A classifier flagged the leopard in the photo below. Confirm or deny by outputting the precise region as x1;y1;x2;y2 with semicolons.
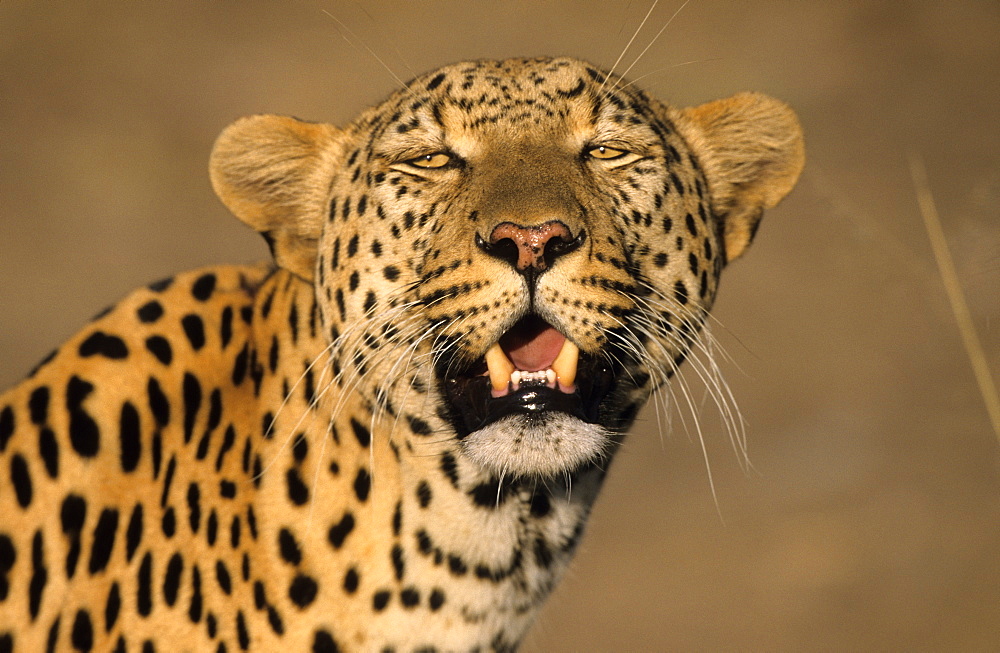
0;56;803;652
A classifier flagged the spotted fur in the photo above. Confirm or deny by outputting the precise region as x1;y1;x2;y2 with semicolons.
0;57;803;651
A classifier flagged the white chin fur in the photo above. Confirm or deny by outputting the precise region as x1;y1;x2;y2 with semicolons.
460;413;608;478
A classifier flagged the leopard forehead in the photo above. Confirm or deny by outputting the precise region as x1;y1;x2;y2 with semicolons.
359;56;663;157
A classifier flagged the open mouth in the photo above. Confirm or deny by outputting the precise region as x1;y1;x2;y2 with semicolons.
440;314;616;437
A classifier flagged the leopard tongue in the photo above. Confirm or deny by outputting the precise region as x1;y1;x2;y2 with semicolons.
485;339;579;395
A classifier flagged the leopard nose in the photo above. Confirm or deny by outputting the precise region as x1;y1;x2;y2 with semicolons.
477;220;585;273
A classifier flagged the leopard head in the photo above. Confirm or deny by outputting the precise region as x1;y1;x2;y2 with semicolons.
209;57;803;479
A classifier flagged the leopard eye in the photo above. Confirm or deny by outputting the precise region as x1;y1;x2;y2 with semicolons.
587;145;628;160
408;153;452;168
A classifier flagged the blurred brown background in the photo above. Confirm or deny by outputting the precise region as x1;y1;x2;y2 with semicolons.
2;2;998;650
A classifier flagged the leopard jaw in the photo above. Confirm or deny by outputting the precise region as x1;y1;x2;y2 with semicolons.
484;339;579;397
460;412;608;478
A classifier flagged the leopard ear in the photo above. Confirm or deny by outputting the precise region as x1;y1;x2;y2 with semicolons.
210;114;342;281
672;93;804;262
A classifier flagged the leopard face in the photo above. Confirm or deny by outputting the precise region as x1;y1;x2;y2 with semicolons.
212;56;804;479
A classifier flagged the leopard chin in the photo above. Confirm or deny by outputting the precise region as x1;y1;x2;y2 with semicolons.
459;412;609;478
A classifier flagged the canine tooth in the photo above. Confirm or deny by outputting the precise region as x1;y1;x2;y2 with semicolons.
485;343;515;392
551;339;579;389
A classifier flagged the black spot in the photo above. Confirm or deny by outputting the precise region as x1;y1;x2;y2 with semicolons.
232;343;249;386
46;617;61;653
407;415;432;436
426;72;447;90
247;506;258;540
181;314;206;350
236;610;249;650
391;544;405;581
400;587;420;608
334;289;346;322
105;582;121;632
350;418;370;448
67;376;100;457
685;212;698;235
266;605;284;635
313;630;341;653
137;552;153;616
288;574;318;608
125;504;143;562
71;609;93;652
118;401;141;473
688;252;700;276
137;301;164;323
38;427;58;479
416;530;433;555
347;234;359;258
653;252;668;268
447;554;467;576
286;468;309;505
268;335;280;372
416;481;432;508
160;455;177;508
207;510;218;546
363;290;377;314
29;530;46;619
0;534;14;602
182;373;202;444
78;331;129;359
215;425;236;473
529;490;551;518
215;560;232;595
61;495;86;579
192;273;217;301
88;508;119;575
29;386;49;424
327;513;355;549
146;377;170;428
534;536;554;568
429;588;445;611
189;564;203;623
392;501;402;536
353;467;371;502
0;634;11;653
343;567;359;594
469;478;509;509
163;552;183;606
383;265;400;282
220;480;237;499
673;280;689;305
278;529;301;565
0;406;13;452
145;336;172;365
221;306;234;348
229;515;242;549
372;590;391;611
10;454;32;509
161;507;176;538
148;276;173;292
439;452;459;487
187;483;201;533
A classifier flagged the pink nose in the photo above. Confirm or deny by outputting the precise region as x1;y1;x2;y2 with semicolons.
487;221;574;271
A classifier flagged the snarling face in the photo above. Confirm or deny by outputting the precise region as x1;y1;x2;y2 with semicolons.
210;56;804;478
